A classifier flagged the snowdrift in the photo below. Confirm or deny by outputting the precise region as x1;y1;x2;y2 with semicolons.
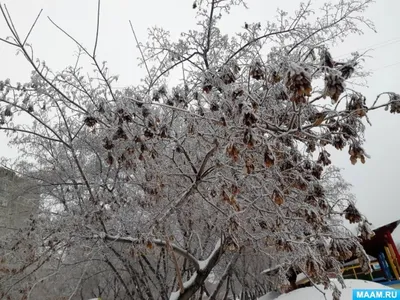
258;279;393;300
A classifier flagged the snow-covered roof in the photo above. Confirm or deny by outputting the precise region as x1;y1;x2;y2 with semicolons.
343;255;376;267
295;272;308;284
258;291;281;300
257;279;393;300
371;219;400;233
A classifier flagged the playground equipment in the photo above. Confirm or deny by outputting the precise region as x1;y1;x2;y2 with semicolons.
341;219;400;288
294;220;400;289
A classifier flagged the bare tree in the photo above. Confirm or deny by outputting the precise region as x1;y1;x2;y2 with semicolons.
0;0;397;299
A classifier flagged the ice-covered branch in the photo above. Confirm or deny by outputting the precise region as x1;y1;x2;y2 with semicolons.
208;251;240;300
169;238;224;300
102;234;200;270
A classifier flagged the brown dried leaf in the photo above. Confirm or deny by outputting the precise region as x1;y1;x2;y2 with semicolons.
146;241;153;249
226;144;240;162
272;190;284;205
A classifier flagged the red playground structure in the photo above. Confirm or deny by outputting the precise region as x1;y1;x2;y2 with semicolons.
341;219;400;288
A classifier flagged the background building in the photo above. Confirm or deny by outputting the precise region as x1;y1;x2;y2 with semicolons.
0;167;39;236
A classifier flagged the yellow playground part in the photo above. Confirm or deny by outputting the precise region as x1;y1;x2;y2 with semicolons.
384;246;400;280
388;243;400;275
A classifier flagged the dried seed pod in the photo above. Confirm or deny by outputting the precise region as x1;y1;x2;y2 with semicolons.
243;129;255;149
146;241;153;249
98;102;105;114
142;107;151;118
312;112;328;126
245;156;255;174
250;61;265;80
226;143;240;162
348;144;366;165
118;153;126;164
137;152;145;161
232;89;244;100
144;129;154;138
323;72;345;103
292;176;308;191
340;122;357;139
172;87;185;104
272;189;284;205
321;48;335;68
327;119;340;132
313;183;325;198
243;110;258;125
219;65;236;84
210;101;219;111
4;106;12;117
112;127;128;140
319;199;329;211
358;220;375;241
339;62;357;80
347;94;367;117
285;63;312;103
84;116;97;127
389;93;400;113
305;195;318;206
264;146;275;167
311;164;323;179
269;70;282;84
306;140;316;153
219;116;227;126
333;135;345;150
152;91;160;102
159;124;168;138
343;203;362;224
258;219;268;229
122;112;133;123
106;152;114;165
221;190;241;211
202;73;214;93
317;150;331;166
103;137;114;150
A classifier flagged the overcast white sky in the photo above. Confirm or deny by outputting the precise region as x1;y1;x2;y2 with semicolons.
0;0;399;239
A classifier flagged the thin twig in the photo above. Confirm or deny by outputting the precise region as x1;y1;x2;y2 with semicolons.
3;4;20;42
48;16;90;56
129;20;152;81
93;0;101;57
48;15;117;102
0;127;64;144
372;92;391;107
0;36;18;46
23;8;43;46
166;237;185;295
197;139;218;180
203;0;216;69
149;51;201;91
125;96;220;122
103;233;200;270
225;28;296;64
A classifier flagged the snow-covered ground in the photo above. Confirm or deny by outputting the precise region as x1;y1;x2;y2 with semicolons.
258;279;393;300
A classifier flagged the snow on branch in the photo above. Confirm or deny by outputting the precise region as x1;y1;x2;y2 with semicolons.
169;238;224;300
169;272;198;300
101;233;200;270
198;238;222;271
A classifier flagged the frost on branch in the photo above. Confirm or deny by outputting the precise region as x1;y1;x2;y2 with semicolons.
0;0;397;299
347;93;368;118
323;69;345;103
389;93;400;113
